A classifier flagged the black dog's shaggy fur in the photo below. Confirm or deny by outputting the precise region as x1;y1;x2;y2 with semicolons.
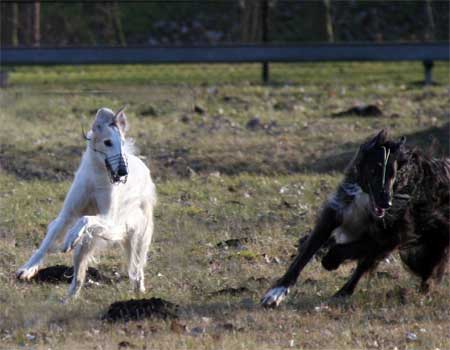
262;130;449;306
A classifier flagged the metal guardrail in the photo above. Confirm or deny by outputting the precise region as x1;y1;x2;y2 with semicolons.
1;43;449;84
2;43;448;64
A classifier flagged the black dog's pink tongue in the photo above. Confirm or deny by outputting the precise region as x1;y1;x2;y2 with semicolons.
374;207;385;217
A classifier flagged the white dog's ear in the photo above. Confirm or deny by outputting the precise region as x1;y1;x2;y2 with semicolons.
114;105;129;133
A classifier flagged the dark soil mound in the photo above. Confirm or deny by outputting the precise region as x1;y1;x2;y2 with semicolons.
103;298;179;322
332;104;383;117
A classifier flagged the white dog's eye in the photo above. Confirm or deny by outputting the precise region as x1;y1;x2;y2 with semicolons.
104;140;113;147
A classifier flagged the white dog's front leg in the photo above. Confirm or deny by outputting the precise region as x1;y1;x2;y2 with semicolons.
62;217;91;253
65;216;126;299
16;216;72;280
17;175;90;281
62;216;124;253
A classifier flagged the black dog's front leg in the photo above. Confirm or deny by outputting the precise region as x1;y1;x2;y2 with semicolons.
261;205;341;307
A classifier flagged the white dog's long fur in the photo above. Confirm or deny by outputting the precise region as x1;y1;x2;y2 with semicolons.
16;107;156;299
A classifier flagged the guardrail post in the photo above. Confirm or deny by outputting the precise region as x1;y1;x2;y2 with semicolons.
262;0;269;83
0;71;8;88
423;60;434;86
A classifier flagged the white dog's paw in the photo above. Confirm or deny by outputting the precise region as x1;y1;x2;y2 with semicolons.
62;234;82;253
62;292;78;304
134;281;146;294
16;264;40;280
261;286;289;307
66;280;81;300
62;220;88;253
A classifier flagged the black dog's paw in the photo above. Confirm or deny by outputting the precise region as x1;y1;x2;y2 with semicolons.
331;288;353;299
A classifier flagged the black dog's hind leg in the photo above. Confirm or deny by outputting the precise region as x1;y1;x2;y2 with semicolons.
400;238;449;292
321;238;375;271
320;239;380;298
400;215;449;293
261;206;341;306
333;256;379;298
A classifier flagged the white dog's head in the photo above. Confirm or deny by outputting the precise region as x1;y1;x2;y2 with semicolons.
87;106;129;183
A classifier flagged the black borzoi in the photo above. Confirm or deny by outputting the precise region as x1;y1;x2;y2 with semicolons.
262;129;450;306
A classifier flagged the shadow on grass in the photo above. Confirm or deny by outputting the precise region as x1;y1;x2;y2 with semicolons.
300;123;449;174
183;293;340;318
146;123;449;179
1;124;448;181
0;144;82;181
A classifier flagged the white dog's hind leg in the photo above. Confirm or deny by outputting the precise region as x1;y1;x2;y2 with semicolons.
125;234;147;294
17;216;72;280
126;214;153;294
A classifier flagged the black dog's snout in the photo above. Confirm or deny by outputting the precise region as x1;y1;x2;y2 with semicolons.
379;191;392;209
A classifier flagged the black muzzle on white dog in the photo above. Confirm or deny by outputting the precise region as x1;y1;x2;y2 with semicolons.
105;154;128;184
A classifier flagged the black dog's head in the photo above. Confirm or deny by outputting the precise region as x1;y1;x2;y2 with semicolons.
354;129;406;219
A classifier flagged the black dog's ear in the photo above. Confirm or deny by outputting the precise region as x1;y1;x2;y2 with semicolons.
392;136;406;153
393;136;408;167
352;144;366;172
375;129;388;145
363;129;388;151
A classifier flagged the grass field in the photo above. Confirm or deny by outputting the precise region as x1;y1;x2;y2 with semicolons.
0;62;449;350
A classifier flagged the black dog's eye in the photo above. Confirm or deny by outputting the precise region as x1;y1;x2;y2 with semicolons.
104;140;113;147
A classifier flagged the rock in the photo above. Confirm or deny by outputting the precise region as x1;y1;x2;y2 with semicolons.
180;115;191;123
118;340;137;349
194;105;206;114
216;237;249;249
25;333;36;341
190;327;205;336
246;117;261;130
406;332;417;342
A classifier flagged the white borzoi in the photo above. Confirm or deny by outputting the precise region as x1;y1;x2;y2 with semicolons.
16;106;156;299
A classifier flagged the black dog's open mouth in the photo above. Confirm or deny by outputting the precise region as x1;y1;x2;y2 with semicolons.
370;198;386;218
